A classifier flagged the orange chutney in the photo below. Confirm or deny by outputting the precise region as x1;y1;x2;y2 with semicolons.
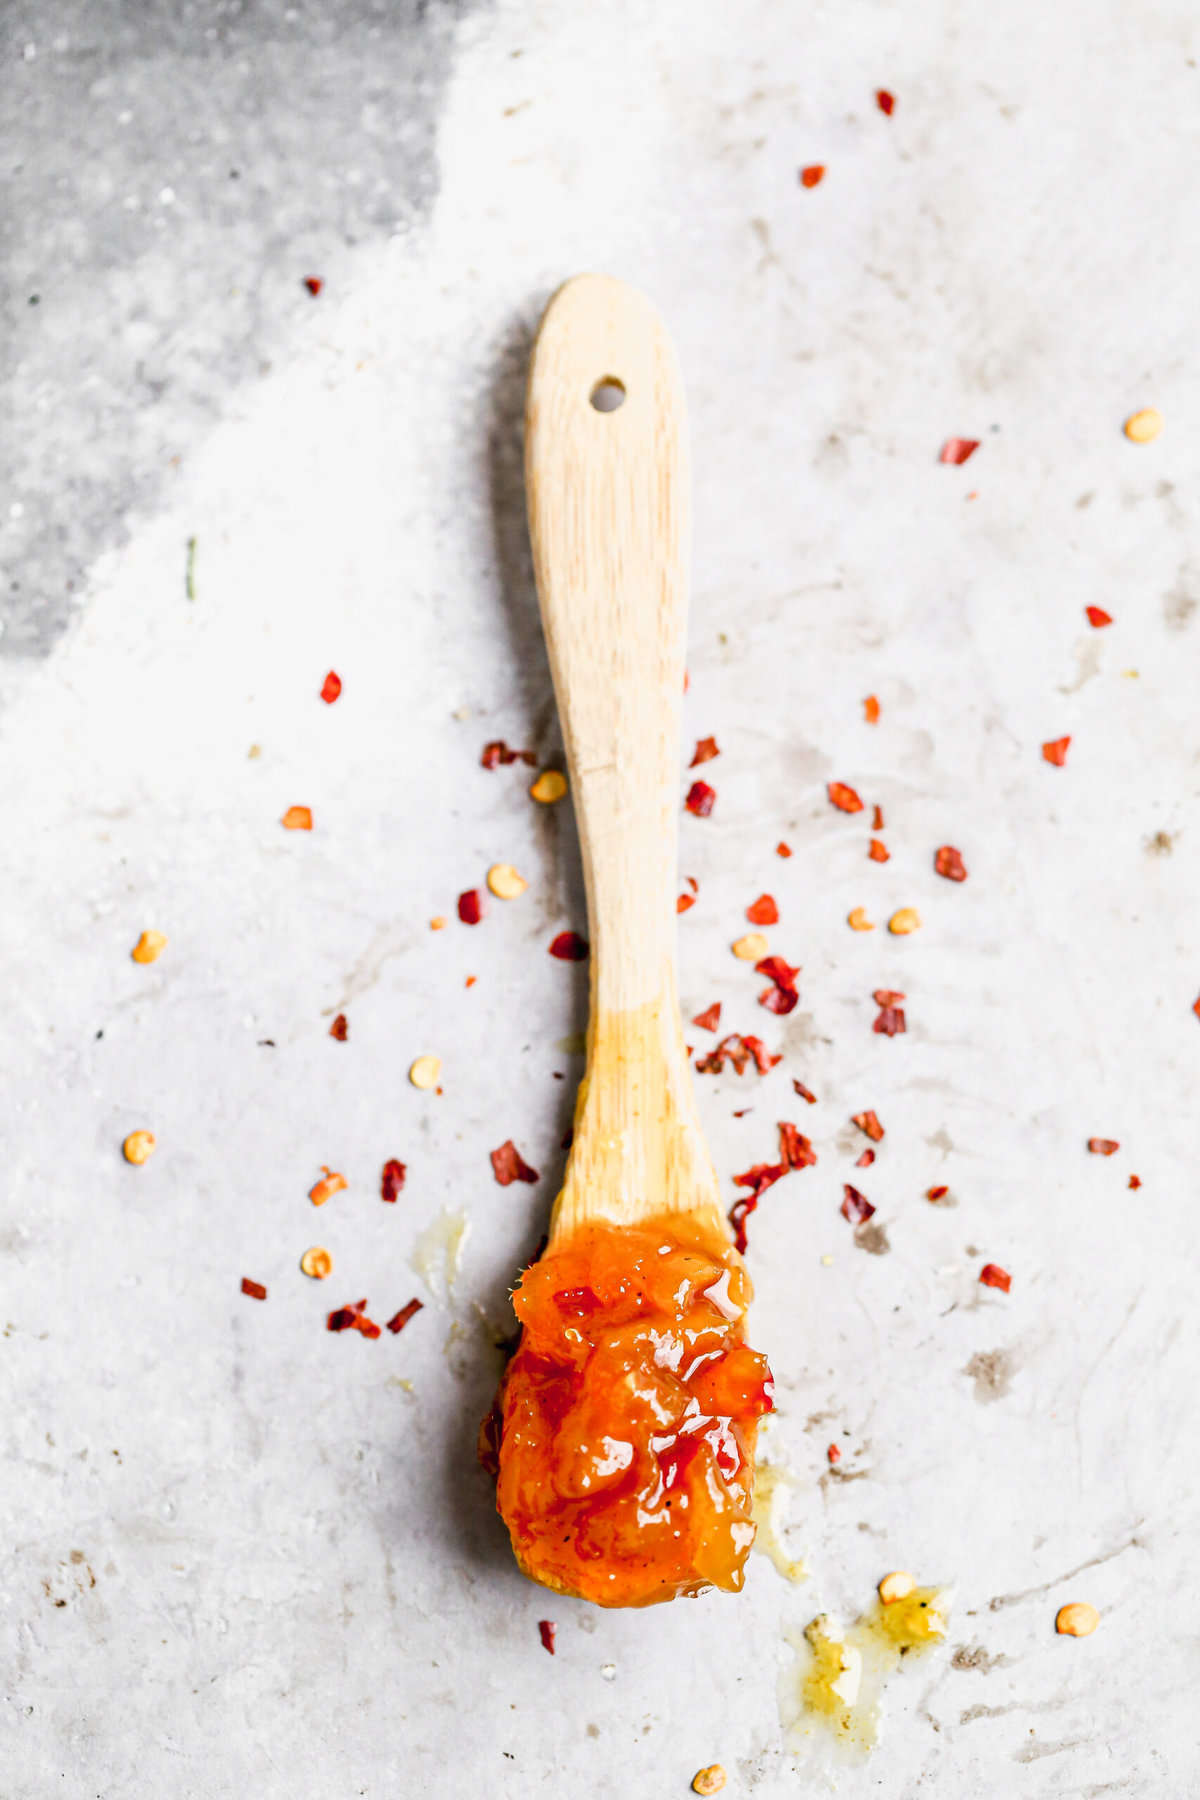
490;1217;774;1608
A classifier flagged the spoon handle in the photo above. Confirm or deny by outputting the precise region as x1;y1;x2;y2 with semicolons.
526;276;724;1244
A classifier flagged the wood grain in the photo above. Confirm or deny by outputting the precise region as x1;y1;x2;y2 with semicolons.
525;274;727;1249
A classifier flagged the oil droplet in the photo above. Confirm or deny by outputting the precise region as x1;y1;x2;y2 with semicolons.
753;1462;808;1584
410;1207;470;1299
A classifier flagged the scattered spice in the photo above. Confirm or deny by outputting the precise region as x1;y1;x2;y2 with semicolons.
872;988;907;1036
690;736;719;766
1087;1138;1120;1156
487;863;528;899
329;1013;348;1041
776;840;793;858
692;1768;727;1797
841;1184;875;1224
939;438;980;465
537;1620;557;1655
878;1570;915;1604
430;916;447;930
856;1148;876;1168
458;889;485;925
729;1166;783;1252
800;164;826;188
733;932;770;962
1085;605;1113;629
685;779;716;817
926;1185;949;1202
692;1003;722;1032
241;1277;267;1300
792;1079;817;1104
888;906;922;936
872;804;884;831
320;670;342;704
848;906;875;932
684;875;699;893
746;894;779;926
1128;1174;1142;1190
327;1298;382;1338
131;929;168;964
548;931;588;961
876;88;896;114
387;1298;424;1335
853;1110;885;1142
380;1159;406;1202
1056;1602;1100;1638
300;1247;333;1279
863;695;880;724
677;893;696;913
409;1054;441;1089
827;1443;841;1465
281;805;313;830
1042;736;1071;767
696;1033;781;1076
934;845;967;882
310;1167;347;1207
491;1140;540;1186
779;1122;818;1170
828;781;864;814
979;1263;1011;1293
530;768;568;804
303;276;323;296
868;838;890;863
481;740;536;769
122;1130;156;1165
755;956;801;1019
1123;408;1162;444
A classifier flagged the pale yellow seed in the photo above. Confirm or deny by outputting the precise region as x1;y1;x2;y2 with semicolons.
1123;407;1162;444
123;1130;156;1165
1056;1601;1099;1638
409;1054;441;1090
879;1569;916;1605
847;906;875;932
732;932;769;961
487;863;528;900
429;916;448;931
247;743;262;759
530;769;567;805
300;1246;333;1280
692;1767;727;1797
131;929;168;965
889;906;922;936
820;1254;834;1266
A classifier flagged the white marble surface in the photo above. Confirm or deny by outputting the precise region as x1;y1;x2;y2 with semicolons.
4;2;1200;1794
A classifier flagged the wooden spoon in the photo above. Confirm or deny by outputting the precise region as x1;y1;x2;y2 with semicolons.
525;273;726;1253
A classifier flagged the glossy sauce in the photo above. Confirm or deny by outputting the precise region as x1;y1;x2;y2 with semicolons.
491;1217;773;1607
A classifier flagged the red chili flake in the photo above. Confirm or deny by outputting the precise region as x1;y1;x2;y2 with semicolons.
386;1298;424;1335
779;1122;817;1169
876;88;895;115
856;1148;875;1168
754;955;800;1018
827;1443;841;1465
732;1108;752;1118
979;1263;1012;1294
840;1184;875;1224
940;438;980;465
746;894;779;926
1194;994;1200;1021
926;1184;949;1202
685;875;699;893
692;1002;722;1032
490;1140;540;1186
685;780;716;817
852;1109;885;1142
281;804;313;831
863;695;880;725
1085;605;1113;628
481;740;536;769
327;1297;369;1332
1042;736;1071;767
458;889;485;925
320;670;342;704
549;930;588;961
934;844;968;882
871;804;884;832
690;736;719;766
828;781;864;814
728;1163;786;1252
872;988;907;1036
776;840;792;858
380;1159;406;1203
1087;1138;1120;1156
538;1620;557;1655
792;1079;817;1104
465;975;477;988
329;1013;348;1041
758;986;794;1016
868;838;890;862
1128;1174;1142;1190
303;276;323;296
800;164;825;188
677;893;696;913
241;1277;267;1300
696;1033;781;1076
744;1035;780;1074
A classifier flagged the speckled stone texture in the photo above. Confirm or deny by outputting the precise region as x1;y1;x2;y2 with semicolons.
3;2;1199;1795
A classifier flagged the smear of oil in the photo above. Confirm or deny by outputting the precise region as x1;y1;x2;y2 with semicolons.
753;1462;808;1584
781;1583;953;1757
410;1208;470;1300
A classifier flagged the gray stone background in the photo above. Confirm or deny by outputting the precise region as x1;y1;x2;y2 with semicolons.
3;2;1199;1795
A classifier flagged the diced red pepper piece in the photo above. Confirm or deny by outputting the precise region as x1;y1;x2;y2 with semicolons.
746;894;779;926
1042;736;1071;767
1087;1138;1119;1156
458;889;485;925
800;164;825;188
852;1109;885;1142
840;1184;875;1224
548;931;588;961
692;1003;722;1032
380;1159;406;1203
241;1277;267;1300
538;1620;557;1654
327;1298;368;1332
685;780;716;817
303;276;323;296
926;1185;949;1202
329;1013;348;1041
868;838;890;862
776;840;792;858
979;1263;1011;1293
320;670;342;704
690;736;719;766
940;438;980;465
863;695;880;724
491;1140;540;1186
386;1298;424;1335
828;781;864;814
676;893;696;913
934;844;967;882
876;89;895;115
1085;605;1113;628
827;1443;841;1465
856;1148;875;1168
